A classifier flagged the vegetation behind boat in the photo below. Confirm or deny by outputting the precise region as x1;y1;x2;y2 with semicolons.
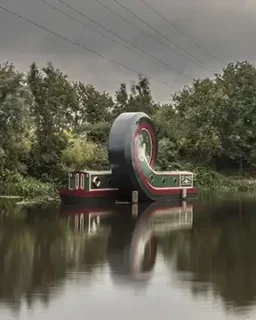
2;61;256;202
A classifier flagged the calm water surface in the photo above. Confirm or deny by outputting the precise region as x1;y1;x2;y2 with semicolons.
0;194;256;319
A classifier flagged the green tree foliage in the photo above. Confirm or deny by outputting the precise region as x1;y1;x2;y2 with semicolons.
171;61;256;172
1;59;256;197
113;74;159;117
27;62;79;181
172;78;224;163
61;134;97;171
0;62;32;175
74;82;114;125
217;62;256;169
85;121;112;144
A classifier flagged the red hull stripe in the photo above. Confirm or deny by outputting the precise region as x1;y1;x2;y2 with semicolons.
134;123;198;196
59;188;118;197
59;187;198;198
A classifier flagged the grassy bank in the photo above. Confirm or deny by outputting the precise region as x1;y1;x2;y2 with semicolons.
0;173;59;204
194;167;256;192
1;166;256;204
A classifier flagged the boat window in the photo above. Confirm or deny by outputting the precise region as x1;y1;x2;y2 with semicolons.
75;174;79;189
68;173;74;190
80;174;85;189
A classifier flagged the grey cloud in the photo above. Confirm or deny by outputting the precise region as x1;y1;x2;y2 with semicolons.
1;0;256;102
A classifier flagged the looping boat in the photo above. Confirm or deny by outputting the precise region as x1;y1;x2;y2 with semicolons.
59;112;198;205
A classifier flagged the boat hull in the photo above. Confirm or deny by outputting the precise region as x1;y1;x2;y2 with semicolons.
59;187;199;205
59;188;118;205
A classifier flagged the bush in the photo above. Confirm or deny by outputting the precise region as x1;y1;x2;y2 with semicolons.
0;173;58;202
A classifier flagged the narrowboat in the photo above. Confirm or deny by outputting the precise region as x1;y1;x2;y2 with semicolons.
59;169;198;205
59;170;119;205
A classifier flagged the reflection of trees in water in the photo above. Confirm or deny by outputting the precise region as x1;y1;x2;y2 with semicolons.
0;207;110;310
159;198;256;310
0;200;26;219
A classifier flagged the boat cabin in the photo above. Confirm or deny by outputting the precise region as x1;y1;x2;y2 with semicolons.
68;170;116;191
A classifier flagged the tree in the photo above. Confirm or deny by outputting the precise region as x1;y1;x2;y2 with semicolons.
0;62;32;175
27;62;79;181
169;61;256;172
216;61;256;172
114;75;159;117
112;82;128;117
74;82;114;126
156;78;224;164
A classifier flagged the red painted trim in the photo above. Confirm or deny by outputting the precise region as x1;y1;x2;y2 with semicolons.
59;188;117;198
131;202;193;270
60;186;197;199
135;123;157;167
131;229;156;272
134;123;198;196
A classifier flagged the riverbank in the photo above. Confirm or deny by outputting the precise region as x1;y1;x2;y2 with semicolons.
1;167;256;204
193;167;256;192
0;173;59;204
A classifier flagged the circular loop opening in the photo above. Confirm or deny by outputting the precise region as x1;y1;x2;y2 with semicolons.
93;176;101;188
173;177;177;184
162;177;166;184
149;174;154;182
108;178;112;184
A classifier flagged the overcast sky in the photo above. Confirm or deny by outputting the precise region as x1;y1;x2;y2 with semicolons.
0;0;255;102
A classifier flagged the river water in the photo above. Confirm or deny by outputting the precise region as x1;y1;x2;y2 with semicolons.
0;194;256;319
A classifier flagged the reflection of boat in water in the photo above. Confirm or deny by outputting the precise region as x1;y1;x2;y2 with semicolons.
136;202;193;235
59;204;116;237
59;200;194;277
59;200;194;287
107;201;194;286
131;202;193;273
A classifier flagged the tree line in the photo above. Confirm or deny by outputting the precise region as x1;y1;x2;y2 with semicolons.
1;60;256;191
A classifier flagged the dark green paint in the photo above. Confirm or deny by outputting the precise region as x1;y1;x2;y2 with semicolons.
90;173;114;190
139;159;193;188
148;173;180;188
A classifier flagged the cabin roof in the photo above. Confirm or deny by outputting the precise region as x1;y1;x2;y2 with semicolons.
70;170;111;174
70;170;193;175
87;170;112;174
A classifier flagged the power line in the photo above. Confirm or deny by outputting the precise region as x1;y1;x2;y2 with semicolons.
38;0;182;77
137;0;222;63
94;0;209;69
40;0;186;77
0;4;173;88
55;0;186;77
111;0;215;72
